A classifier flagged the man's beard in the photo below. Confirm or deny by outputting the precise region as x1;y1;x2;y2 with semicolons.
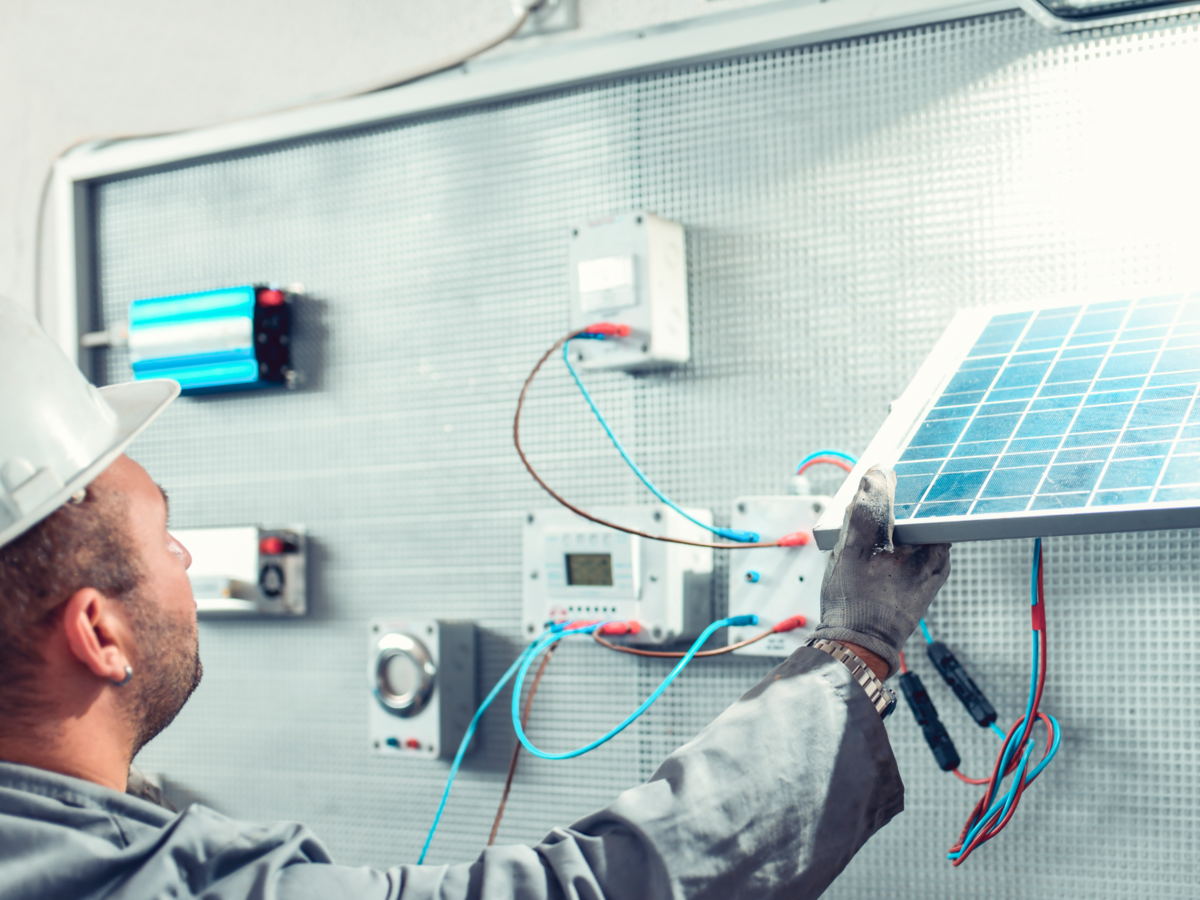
121;593;203;756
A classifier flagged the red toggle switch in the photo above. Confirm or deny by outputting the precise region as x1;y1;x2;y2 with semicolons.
404;738;422;750
257;288;285;307
777;531;810;547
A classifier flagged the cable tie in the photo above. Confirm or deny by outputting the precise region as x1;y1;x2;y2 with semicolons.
716;527;760;543
726;614;759;627
772;614;807;633
776;531;810;547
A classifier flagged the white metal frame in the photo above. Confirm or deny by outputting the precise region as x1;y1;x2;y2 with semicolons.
49;0;1015;374
812;296;1200;548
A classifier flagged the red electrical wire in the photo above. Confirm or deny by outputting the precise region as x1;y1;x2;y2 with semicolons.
796;457;854;476
898;650;908;674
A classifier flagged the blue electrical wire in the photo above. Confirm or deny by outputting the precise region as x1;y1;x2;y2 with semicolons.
795;449;858;473
512;615;757;761
562;339;759;543
418;639;540;863
918;619;934;644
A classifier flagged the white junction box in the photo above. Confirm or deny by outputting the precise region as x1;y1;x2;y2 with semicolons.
568;210;689;371
368;620;477;761
175;525;306;617
523;505;713;645
727;496;831;656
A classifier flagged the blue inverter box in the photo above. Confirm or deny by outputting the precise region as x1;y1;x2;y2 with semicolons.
127;285;293;394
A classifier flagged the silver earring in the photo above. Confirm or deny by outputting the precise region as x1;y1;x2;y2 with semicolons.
110;666;133;687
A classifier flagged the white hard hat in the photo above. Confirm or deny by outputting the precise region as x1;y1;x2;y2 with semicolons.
0;297;179;548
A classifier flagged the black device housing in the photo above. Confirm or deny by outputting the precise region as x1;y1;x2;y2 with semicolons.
899;672;960;771
926;641;997;728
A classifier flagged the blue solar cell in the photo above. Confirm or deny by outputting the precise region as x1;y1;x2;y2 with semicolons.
995;360;1052;389
941;455;997;473
997;451;1055;468
980;466;1044;497
1142;384;1195;401
944;367;1001;394
925;470;989;502
935;390;986;408
961;414;1021;443
1112;441;1172;459
1054;446;1112;463
988;385;1040;402
896;474;936;505
1100;457;1166;489
1046;357;1103;383
1016;410;1076;438
1010;436;1069;453
1093;489;1153;505
914;500;973;518
1154;485;1200;502
1071;403;1133;433
952;440;1008;457
1149;370;1200;388
1041;462;1104;493
1038;381;1090;398
1126;304;1178;328
1029;395;1082;412
910;418;970;447
1060;431;1121;450
1101;352;1159;378
1159;456;1200;485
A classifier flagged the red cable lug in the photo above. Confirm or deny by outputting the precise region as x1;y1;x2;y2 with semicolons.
776;531;810;547
772;615;807;633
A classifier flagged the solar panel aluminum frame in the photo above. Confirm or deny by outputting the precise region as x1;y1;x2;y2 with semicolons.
812;295;1200;549
1016;0;1200;31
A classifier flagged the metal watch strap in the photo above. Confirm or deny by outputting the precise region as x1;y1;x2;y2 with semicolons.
804;638;897;720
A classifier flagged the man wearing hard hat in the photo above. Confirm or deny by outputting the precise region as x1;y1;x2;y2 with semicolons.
0;297;950;900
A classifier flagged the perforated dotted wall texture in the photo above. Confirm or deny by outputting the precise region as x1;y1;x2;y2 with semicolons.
93;10;1200;897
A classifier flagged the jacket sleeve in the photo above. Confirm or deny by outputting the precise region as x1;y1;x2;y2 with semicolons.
274;646;903;900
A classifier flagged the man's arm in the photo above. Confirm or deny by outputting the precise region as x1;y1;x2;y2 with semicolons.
272;647;900;900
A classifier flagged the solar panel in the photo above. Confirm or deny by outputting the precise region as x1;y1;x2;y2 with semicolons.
813;292;1200;548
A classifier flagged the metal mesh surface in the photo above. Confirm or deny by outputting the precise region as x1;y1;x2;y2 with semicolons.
92;10;1200;896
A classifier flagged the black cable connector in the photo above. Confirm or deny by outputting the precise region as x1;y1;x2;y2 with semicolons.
899;672;961;772
926;642;997;728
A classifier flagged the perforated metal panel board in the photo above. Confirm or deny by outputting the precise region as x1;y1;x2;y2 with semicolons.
92;10;1200;897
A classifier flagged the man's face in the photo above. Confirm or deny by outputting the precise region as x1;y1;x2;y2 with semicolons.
97;455;202;753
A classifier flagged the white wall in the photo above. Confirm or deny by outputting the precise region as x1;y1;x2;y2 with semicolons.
0;0;779;321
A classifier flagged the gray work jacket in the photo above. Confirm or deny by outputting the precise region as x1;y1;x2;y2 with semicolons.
0;647;902;900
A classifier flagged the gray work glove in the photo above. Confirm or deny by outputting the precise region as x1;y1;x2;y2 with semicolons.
814;466;952;679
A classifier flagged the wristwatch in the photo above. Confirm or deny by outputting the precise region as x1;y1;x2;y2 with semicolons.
804;638;897;720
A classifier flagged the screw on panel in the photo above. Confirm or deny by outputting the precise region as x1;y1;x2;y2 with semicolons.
652;627;663;639
426;626;434;635
737;503;746;514
653;511;662;522
812;503;823;514
530;570;538;579
527;513;535;523
527;624;535;634
572;228;579;237
798;575;805;582
373;741;380;749
372;625;379;633
649;574;658;582
636;215;643;224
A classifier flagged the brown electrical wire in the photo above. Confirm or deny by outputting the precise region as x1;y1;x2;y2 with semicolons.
487;641;558;846
591;627;776;658
514;329;786;551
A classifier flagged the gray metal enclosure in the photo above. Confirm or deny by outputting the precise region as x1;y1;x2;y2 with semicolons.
91;10;1200;898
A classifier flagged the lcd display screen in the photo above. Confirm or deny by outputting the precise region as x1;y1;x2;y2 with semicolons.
565;553;613;586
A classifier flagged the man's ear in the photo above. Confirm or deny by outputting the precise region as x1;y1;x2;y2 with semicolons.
61;589;133;684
